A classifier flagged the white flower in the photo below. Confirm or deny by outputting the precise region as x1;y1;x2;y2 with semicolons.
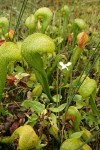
59;61;72;70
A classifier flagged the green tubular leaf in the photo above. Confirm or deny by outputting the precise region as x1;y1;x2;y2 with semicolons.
0;42;22;102
25;14;37;33
0;17;9;34
74;18;86;30
61;5;69;40
67;106;81;131
21;33;55;102
79;77;97;98
34;7;53;33
61;5;69;16
0;42;22;61
21;33;55;54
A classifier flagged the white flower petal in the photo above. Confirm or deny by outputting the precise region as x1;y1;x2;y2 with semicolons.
59;61;71;70
66;62;72;66
59;62;64;66
62;66;67;69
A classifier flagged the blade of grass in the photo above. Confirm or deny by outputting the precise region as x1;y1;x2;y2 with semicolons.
12;0;29;40
8;0;14;32
90;95;100;118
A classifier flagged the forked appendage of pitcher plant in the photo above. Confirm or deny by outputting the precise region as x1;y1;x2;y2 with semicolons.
0;42;22;113
25;7;53;34
21;33;55;102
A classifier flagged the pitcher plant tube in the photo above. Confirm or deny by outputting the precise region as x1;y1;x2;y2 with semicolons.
65;106;81;131
79;76;100;118
0;42;22;102
25;14;37;34
25;7;53;34
0;17;9;36
34;7;53;33
61;5;69;42
21;33;55;102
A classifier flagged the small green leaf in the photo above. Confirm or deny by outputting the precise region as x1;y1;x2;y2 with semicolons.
49;113;57;125
28;113;38;122
21;100;45;114
49;125;60;141
70;131;84;139
53;94;62;103
49;103;66;112
26;80;34;88
26;113;38;126
74;94;84;109
15;66;25;73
